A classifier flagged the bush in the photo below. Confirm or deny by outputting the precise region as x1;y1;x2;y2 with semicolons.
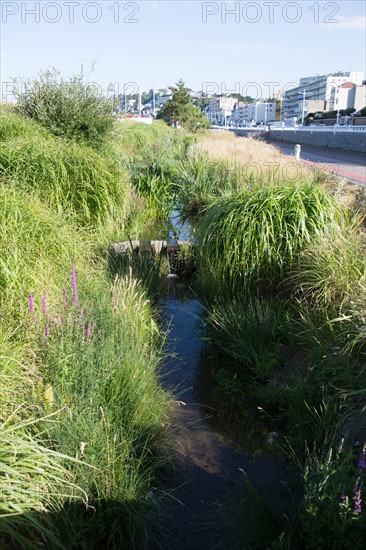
13;68;117;148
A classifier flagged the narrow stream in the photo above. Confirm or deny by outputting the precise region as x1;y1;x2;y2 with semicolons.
157;277;299;549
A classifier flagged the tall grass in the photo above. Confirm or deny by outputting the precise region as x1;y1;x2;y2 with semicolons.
0;134;130;226
176;153;244;220
196;183;340;294
111;119;174;158
0;191;170;546
0;184;88;315
0;330;91;549
0;105;51;141
25;269;169;547
292;219;366;310
0;110;171;546
206;296;291;377
190;131;316;184
110;121;191;226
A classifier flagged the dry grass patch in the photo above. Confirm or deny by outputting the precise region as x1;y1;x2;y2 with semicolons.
191;131;317;184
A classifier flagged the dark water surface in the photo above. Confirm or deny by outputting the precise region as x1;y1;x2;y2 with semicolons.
157;278;298;549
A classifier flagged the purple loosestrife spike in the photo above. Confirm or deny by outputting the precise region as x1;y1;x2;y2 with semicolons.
71;267;78;306
55;314;62;326
45;322;50;345
78;308;84;323
42;293;47;316
353;486;362;514
63;288;67;309
88;305;93;315
28;293;36;321
358;446;366;473
86;322;92;338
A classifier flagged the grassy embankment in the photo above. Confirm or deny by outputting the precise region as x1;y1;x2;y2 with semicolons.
3;100;364;548
0;107;189;548
134;128;366;548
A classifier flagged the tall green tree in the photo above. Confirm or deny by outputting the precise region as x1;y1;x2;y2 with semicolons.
157;80;210;132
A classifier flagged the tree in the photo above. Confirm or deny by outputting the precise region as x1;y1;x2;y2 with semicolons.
157;80;210;132
230;93;255;103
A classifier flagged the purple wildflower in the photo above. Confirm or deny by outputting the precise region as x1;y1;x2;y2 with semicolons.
358;446;366;474
28;293;36;321
41;292;47;317
54;314;62;326
87;305;93;315
71;266;78;306
353;486;362;514
45;322;50;345
86;322;93;338
78;308;84;323
63;288;67;309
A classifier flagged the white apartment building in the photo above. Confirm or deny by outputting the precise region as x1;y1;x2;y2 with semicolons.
206;96;237;124
283;71;364;122
229;101;276;126
349;83;366;112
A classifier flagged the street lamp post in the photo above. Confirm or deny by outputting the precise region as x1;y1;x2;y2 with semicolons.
336;86;341;124
301;89;306;125
279;96;283;123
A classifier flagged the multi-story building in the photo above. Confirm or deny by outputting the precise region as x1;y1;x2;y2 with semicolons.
206;96;237;124
229;101;276;126
283;71;364;122
350;83;366;112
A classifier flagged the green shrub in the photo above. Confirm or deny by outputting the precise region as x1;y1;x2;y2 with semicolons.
13;68;117;148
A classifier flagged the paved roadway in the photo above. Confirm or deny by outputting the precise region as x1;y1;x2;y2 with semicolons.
268;139;366;185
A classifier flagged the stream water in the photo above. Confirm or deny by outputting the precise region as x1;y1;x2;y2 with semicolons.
156;254;299;548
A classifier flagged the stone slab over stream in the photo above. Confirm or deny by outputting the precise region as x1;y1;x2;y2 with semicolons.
111;239;192;255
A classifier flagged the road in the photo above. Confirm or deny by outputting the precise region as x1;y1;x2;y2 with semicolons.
268;140;366;185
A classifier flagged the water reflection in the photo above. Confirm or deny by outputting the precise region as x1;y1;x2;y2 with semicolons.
157;279;298;549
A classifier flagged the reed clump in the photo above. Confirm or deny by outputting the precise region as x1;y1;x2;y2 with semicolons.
0;132;130;227
196;183;339;293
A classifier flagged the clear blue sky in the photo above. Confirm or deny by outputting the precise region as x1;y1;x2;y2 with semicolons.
1;1;365;99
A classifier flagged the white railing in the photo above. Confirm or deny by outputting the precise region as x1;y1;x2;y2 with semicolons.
271;126;366;133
